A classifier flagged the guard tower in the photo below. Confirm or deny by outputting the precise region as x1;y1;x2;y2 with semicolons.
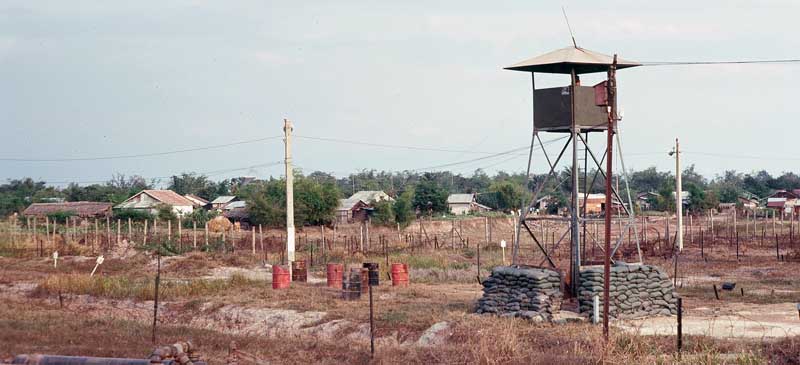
505;46;641;296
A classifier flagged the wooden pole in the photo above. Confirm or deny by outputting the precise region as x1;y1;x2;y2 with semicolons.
45;216;50;248
94;219;98;251
117;219;121;245
193;221;197;248
143;219;148;246
259;224;264;253
205;222;209;246
252;228;256;256
178;218;182;247
106;216;111;248
128;217;132;242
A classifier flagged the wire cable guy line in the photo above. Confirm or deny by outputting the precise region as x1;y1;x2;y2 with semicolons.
0;136;283;162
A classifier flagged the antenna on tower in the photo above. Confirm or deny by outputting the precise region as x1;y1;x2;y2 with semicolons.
562;6;578;48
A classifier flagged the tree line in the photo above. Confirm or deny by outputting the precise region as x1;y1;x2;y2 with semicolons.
2;166;799;227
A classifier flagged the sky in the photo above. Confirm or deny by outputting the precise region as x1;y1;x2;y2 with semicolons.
2;1;800;187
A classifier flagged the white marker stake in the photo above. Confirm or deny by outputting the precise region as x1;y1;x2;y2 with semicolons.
90;255;104;277
500;240;507;266
52;251;59;268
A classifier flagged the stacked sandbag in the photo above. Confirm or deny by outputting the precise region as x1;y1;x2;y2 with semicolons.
475;266;562;321
578;264;678;319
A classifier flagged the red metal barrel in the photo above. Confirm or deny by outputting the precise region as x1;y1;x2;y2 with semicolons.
391;263;409;287
272;265;290;289
327;263;343;288
292;260;307;282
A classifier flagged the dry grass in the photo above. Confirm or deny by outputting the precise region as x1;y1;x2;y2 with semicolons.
32;273;260;301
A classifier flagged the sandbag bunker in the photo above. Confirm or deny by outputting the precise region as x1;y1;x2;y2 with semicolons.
476;264;678;321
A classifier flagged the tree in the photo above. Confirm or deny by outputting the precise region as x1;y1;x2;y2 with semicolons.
393;189;415;228
155;204;177;222
412;174;448;214
371;200;395;226
487;180;528;212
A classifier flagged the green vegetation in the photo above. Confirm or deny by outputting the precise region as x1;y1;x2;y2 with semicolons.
113;209;153;222
239;174;340;227
412;173;449;214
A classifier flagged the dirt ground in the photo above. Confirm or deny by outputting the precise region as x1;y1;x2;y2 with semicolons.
2;216;800;364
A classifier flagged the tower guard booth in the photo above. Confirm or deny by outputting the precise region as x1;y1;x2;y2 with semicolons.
505;46;641;296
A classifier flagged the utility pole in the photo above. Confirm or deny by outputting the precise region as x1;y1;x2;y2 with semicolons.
284;119;296;279
602;55;618;340
671;138;683;251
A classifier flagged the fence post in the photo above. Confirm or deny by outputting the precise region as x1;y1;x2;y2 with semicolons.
677;297;683;352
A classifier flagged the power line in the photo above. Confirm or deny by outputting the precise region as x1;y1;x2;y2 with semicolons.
0;136;283;162
411;135;569;171
640;59;800;67
293;135;505;155
19;161;284;185
683;151;800;161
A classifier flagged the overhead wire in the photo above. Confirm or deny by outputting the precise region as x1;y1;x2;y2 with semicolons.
0;136;283;162
23;161;284;185
640;59;800;67
293;135;506;155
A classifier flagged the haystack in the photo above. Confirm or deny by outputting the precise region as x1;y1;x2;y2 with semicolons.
208;216;233;232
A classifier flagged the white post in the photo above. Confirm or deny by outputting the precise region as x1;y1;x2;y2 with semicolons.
284;119;296;277
593;294;600;324
673;138;683;251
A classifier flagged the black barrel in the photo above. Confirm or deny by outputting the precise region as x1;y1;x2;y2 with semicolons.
363;262;379;286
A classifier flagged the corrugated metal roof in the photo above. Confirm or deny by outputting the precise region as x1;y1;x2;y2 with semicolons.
23;202;113;217
224;201;246;210
505;46;640;74
348;191;393;203
115;190;194;209
447;194;474;204
211;196;237;204
184;194;208;206
338;198;365;211
767;201;786;208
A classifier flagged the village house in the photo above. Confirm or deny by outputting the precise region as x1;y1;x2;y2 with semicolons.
636;192;660;211
210;195;238;210
335;191;394;224
447;193;492;215
766;190;799;215
23;201;113;219
738;196;759;210
336;198;370;223
577;193;626;215
114;190;194;217
183;194;209;208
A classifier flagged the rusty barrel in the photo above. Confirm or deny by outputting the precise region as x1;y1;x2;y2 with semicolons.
391;263;409;287
359;268;370;294
272;265;290;289
341;268;362;300
363;262;379;286
326;263;343;288
291;260;307;282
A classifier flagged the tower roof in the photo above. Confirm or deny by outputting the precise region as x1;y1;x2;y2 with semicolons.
505;46;640;74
